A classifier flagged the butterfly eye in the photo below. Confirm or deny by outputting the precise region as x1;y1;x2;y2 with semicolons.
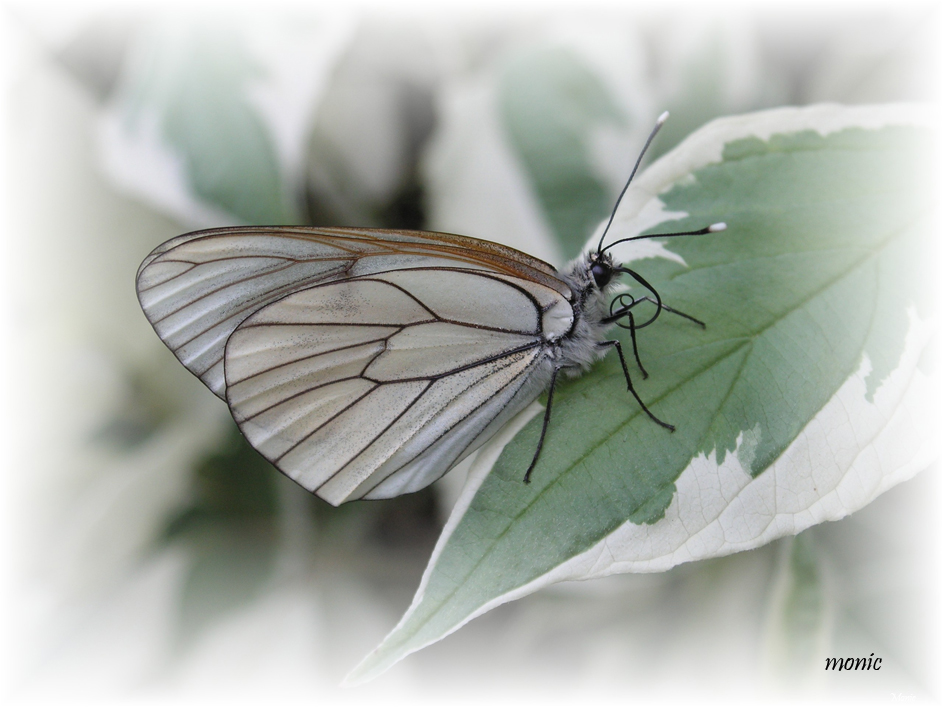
591;261;612;288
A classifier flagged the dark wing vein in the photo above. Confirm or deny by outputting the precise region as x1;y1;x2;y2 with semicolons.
361;341;542;384
313;378;439;493
270;381;386;465
168;266;351;351
238;331;391;423
351;350;543;498
150;259;310;324
231;331;405;386
240;374;366;423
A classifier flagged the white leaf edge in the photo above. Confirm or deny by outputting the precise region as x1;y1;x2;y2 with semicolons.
346;103;938;684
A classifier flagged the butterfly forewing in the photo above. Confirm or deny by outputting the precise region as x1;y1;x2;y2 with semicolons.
136;227;570;398
223;268;567;505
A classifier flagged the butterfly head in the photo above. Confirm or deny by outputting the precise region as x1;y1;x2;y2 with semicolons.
589;250;616;289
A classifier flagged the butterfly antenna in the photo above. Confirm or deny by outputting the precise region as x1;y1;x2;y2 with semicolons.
600;221;727;255
595;111;670;255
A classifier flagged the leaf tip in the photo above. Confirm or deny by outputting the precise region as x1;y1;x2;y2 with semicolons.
341;652;384;688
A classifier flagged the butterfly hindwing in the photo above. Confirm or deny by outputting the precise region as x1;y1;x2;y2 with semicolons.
224;268;569;505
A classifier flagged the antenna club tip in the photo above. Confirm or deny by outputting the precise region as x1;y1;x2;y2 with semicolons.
656;111;670;125
708;222;727;233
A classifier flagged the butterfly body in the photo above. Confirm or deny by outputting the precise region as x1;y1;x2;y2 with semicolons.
137;227;625;505
555;251;616;372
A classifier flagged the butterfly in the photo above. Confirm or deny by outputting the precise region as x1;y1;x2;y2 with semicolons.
136;112;725;505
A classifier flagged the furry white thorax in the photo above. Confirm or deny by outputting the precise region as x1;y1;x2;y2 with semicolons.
554;252;616;375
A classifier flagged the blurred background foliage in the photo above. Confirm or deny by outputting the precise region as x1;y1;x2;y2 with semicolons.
3;2;940;702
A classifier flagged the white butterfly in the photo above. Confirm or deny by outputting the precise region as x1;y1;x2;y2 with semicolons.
136;114;725;505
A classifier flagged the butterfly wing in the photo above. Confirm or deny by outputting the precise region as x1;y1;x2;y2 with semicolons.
136;227;569;398
223;267;574;505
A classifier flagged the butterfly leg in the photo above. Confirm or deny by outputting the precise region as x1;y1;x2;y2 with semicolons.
629;296;706;328
605;296;705;330
625;311;648;379
604;297;648;376
623;300;703;379
524;366;561;484
599;339;675;432
606;296;705;380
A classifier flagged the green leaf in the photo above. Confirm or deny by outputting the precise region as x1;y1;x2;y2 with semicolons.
499;46;627;260
118;22;297;224
161;426;280;543
172;521;279;649
346;104;937;683
160;426;281;644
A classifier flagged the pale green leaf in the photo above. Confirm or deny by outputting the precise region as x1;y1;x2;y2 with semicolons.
760;533;831;689
111;22;297;224
499;46;627;259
